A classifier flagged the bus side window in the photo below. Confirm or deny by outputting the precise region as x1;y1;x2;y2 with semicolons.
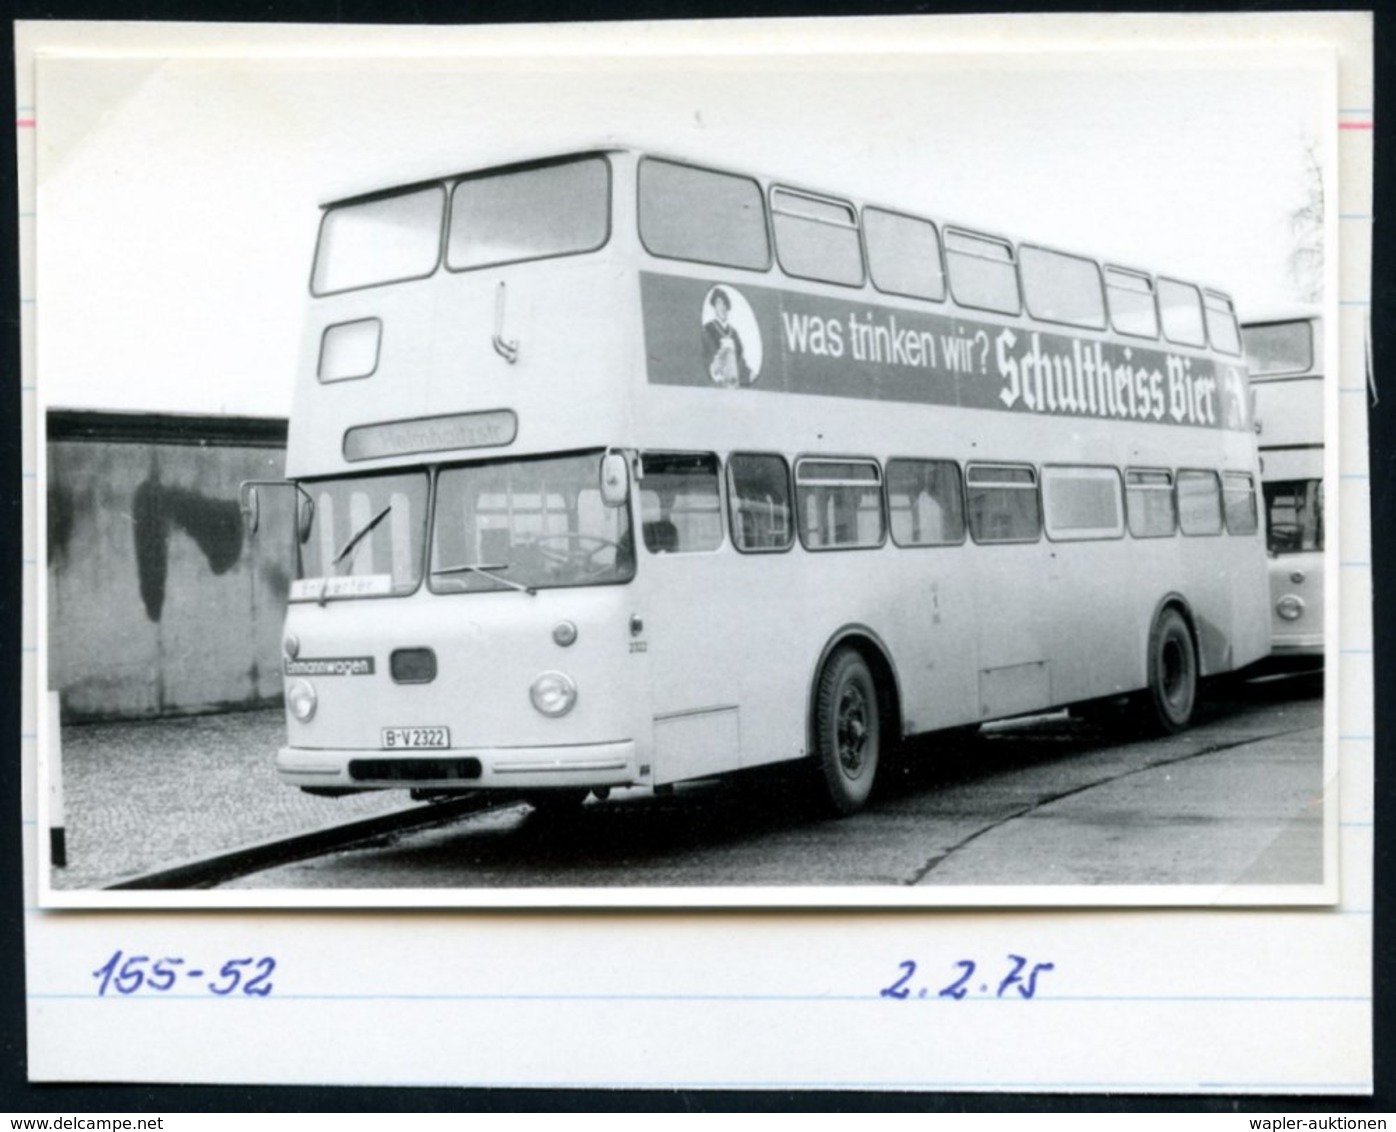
945;229;1022;316
1204;291;1243;356
1019;246;1107;330
1158;278;1207;348
640;452;723;554
864;208;946;302
1042;466;1123;541
637;158;771;271
966;464;1040;544
1105;267;1160;339
1125;468;1176;537
728;453;794;553
886;458;965;546
771;188;865;287
794;459;884;551
1222;472;1259;535
1176;470;1223;535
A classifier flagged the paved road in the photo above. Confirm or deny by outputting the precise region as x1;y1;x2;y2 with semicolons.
224;673;1324;893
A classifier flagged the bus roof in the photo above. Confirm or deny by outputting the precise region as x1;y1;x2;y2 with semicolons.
1240;304;1321;327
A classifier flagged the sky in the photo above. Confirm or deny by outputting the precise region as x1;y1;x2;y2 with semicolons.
33;19;1333;417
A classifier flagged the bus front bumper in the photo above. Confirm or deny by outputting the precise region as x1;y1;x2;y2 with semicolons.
276;739;640;791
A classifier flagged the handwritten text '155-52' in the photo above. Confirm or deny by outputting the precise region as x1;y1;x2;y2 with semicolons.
92;950;275;997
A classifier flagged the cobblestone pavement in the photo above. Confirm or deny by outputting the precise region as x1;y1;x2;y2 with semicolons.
50;707;411;890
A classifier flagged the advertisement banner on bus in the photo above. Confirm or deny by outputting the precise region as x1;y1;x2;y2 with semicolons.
641;273;1249;431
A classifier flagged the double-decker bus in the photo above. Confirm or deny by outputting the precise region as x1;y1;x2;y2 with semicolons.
1242;309;1325;662
245;146;1269;816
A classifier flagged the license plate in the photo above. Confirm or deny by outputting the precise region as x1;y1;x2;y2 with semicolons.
381;727;450;749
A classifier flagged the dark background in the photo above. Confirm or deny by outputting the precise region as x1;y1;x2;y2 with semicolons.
1;0;1389;1114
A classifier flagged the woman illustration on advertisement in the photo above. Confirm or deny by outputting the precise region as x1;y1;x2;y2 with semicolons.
703;286;751;388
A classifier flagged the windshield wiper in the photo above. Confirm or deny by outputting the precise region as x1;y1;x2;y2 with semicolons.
333;504;392;571
431;562;536;596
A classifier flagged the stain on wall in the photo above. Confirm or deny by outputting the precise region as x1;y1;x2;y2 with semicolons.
132;474;246;621
47;412;293;722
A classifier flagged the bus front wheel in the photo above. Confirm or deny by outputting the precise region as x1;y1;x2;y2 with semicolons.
812;648;880;816
1143;607;1197;734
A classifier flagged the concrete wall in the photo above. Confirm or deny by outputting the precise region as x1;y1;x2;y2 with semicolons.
47;412;293;722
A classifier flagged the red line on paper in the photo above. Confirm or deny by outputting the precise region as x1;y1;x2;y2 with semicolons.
16;118;35;128
1338;121;1373;130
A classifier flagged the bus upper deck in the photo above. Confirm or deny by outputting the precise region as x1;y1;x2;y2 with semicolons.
292;147;1255;477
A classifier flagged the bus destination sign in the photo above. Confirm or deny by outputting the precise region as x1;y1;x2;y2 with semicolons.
343;410;519;462
641;273;1248;432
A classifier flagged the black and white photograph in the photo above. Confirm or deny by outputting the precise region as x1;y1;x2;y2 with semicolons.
17;13;1378;1099
33;20;1347;912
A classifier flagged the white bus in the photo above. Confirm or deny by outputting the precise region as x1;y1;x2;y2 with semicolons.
1242;309;1325;662
245;146;1270;816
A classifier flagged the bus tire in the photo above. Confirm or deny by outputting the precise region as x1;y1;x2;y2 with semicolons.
812;648;880;816
1143;607;1197;734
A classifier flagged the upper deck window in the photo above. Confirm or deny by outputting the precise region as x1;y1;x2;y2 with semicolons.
311;186;446;297
863;208;946;302
1019;246;1107;330
638;159;770;271
1204;292;1242;356
945;230;1022;316
1157;278;1207;348
1243;320;1315;377
1105;267;1159;339
447;157;610;271
771;188;864;287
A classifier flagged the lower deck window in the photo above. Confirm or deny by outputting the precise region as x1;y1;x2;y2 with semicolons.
640;452;723;553
1176;470;1223;535
1223;472;1259;535
967;464;1040;544
1042;466;1123;540
1125;469;1176;538
796;459;884;550
886;459;964;546
728;453;794;552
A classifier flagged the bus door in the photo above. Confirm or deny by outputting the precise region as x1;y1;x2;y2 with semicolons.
633;451;742;785
965;464;1053;720
1037;465;1134;702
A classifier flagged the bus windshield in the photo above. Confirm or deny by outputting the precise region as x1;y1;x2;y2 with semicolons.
430;451;635;594
1243;321;1314;376
1263;479;1323;554
296;471;430;594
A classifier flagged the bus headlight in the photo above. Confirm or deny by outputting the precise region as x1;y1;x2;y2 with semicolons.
530;671;577;717
1276;595;1305;622
288;678;318;722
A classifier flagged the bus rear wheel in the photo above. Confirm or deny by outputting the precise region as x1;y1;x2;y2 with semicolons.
1142;607;1197;734
812;648;880;816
